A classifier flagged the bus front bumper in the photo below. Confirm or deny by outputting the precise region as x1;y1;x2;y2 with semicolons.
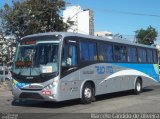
12;85;58;102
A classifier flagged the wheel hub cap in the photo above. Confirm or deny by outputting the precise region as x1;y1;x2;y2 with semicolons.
84;88;91;98
137;82;141;92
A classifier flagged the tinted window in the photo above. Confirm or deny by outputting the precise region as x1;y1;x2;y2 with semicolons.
114;45;127;62
147;49;153;63
37;43;59;65
80;41;97;61
80;42;89;61
153;50;157;63
88;43;97;61
98;43;113;62
128;47;138;62
138;48;147;63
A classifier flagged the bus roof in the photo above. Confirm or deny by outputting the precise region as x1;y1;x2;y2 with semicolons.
22;32;157;49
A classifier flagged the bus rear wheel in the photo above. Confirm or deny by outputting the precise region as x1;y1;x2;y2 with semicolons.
81;82;94;104
134;78;142;95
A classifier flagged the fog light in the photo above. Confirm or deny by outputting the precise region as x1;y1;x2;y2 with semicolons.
49;94;56;99
49;84;53;88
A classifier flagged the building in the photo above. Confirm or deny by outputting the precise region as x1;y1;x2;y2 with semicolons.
95;31;113;39
63;5;94;35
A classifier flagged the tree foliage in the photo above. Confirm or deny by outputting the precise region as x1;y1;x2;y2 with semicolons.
0;32;16;64
0;33;8;64
0;0;73;40
135;26;158;45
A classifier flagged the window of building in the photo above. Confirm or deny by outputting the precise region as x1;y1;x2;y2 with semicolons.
138;48;147;63
98;43;113;62
80;41;97;61
147;49;153;63
114;45;127;62
127;47;138;62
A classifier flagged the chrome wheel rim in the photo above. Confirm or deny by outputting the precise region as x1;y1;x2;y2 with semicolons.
84;88;92;98
137;82;141;92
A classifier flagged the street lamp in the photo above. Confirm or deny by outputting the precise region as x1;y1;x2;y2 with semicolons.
69;9;89;33
69;9;89;20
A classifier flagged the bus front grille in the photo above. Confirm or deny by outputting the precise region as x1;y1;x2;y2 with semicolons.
19;92;44;99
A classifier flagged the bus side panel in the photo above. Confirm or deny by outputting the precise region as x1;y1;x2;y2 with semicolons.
57;63;159;101
142;77;159;87
78;63;137;96
58;70;82;101
144;64;159;86
115;63;159;87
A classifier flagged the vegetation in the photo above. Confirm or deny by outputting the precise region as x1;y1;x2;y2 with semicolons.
135;26;158;45
0;0;73;40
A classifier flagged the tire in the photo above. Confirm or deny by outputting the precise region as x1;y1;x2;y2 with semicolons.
134;79;142;95
81;83;94;104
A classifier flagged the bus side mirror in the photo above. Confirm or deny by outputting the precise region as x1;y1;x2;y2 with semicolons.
66;58;72;66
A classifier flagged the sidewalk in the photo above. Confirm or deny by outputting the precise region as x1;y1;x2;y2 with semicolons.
0;82;11;91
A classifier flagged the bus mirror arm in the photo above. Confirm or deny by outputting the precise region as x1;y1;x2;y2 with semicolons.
62;66;77;74
67;66;77;71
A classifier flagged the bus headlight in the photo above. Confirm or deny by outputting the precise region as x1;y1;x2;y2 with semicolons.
45;83;55;90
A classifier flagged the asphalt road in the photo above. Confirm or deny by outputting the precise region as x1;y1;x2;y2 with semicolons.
0;85;160;119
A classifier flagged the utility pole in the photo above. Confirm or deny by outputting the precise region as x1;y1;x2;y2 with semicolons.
2;62;5;83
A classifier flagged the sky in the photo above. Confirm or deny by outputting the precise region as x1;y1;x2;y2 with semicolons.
0;0;160;42
65;0;160;42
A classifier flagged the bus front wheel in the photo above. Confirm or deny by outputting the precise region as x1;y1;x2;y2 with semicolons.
81;82;94;104
134;78;142;95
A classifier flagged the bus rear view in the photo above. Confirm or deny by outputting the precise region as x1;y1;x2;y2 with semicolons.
12;34;61;101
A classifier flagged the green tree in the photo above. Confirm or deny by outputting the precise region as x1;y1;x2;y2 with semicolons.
135;26;158;45
0;33;9;64
0;0;73;40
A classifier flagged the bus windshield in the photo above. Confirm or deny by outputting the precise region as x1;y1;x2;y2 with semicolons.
15;43;59;74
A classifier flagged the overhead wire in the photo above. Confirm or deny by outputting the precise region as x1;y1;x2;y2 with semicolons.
94;8;160;18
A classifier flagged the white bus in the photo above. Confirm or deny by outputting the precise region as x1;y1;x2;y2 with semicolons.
12;32;159;104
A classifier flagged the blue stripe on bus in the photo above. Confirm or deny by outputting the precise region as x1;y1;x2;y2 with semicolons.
115;63;159;81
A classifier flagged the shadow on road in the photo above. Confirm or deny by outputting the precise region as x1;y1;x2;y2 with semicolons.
11;99;81;108
11;88;153;108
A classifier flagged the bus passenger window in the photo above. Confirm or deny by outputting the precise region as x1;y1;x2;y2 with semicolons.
80;42;90;61
147;49;153;63
80;41;97;62
153;50;157;63
127;47;137;62
114;45;127;62
138;48;147;63
98;44;113;62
